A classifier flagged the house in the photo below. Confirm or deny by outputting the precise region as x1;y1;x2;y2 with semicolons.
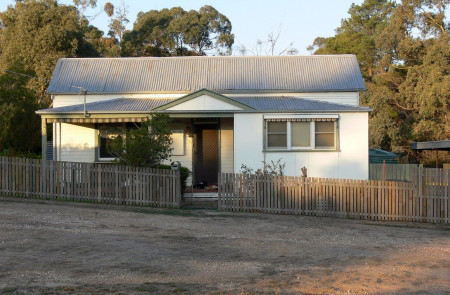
37;55;370;186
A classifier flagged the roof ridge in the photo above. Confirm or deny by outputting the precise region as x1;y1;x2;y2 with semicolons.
57;54;356;61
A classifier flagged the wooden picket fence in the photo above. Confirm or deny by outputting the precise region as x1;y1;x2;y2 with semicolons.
0;156;181;208
369;163;421;181
218;168;449;223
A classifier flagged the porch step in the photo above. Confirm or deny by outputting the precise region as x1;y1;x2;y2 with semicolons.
181;195;218;209
183;192;218;199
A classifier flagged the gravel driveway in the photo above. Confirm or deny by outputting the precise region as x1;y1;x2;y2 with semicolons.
0;196;449;294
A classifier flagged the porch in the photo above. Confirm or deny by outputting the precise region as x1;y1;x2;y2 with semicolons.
40;115;234;195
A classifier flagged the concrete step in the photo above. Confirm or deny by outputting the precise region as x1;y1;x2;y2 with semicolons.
181;197;218;209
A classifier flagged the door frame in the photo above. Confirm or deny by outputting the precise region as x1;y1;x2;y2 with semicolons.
192;118;221;186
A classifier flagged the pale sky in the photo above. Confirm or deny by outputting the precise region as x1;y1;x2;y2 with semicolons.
0;0;365;55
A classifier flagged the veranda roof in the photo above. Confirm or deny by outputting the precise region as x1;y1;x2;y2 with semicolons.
37;96;371;115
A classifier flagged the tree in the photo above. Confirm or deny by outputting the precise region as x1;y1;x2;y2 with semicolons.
238;25;299;56
309;0;449;165
0;0;104;155
0;68;41;153
0;0;100;102
308;0;396;80
121;5;234;57
104;1;129;55
107;114;173;167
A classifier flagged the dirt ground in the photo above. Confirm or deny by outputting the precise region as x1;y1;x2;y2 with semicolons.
0;197;449;295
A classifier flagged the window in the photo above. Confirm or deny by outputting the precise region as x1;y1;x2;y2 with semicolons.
171;130;185;156
291;121;310;147
98;124;127;160
266;119;337;150
99;136;114;158
315;121;335;149
267;122;287;148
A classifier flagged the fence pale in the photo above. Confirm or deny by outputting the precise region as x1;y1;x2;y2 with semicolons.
218;169;449;223
0;156;181;208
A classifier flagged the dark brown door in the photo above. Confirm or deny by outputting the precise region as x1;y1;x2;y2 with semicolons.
194;124;219;186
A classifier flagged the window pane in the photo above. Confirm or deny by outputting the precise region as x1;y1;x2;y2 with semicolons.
291;122;310;147
171;130;185;156
268;134;287;148
315;133;334;148
268;122;287;133
99;137;113;158
315;121;334;132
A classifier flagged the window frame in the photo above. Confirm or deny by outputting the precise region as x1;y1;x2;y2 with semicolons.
97;123;128;161
266;121;288;149
265;119;338;151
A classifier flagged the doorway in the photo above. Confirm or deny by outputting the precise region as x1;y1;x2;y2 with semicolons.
193;123;219;186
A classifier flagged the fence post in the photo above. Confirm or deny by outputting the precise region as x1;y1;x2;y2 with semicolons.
56;161;60;199
239;174;243;211
218;173;222;211
97;165;102;203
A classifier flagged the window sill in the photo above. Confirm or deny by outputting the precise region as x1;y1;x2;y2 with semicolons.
96;158;115;162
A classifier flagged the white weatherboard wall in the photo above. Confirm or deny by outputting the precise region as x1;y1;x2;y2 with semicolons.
220;118;234;173
53;93;183;108
233;112;369;179
55;123;96;162
167;95;242;111
228;92;360;106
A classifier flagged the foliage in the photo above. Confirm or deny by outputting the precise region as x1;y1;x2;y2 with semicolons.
0;0;108;155
0;68;42;153
309;0;449;163
121;5;234;56
104;0;129;55
0;149;42;159
240;159;286;176
0;0;100;101
238;25;299;56
107;114;173;167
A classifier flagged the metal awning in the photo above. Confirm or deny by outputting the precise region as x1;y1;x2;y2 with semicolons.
45;117;146;123
411;140;450;151
411;140;450;168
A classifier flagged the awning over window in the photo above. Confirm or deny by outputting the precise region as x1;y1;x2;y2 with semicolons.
46;117;146;123
265;118;337;122
264;114;338;122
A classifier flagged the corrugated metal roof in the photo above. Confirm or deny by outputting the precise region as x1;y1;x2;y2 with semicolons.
37;96;370;114
47;55;366;94
37;98;176;113
232;96;370;111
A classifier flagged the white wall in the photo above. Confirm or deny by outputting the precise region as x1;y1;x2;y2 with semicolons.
228;92;360;106
53;93;183;108
55;123;96;162
220;118;234;173
167;95;242;111
233;112;369;179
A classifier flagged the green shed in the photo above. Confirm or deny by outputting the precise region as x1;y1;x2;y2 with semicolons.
369;148;398;164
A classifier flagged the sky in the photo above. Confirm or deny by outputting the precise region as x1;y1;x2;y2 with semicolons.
0;0;365;55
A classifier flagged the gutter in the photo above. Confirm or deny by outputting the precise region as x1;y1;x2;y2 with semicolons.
36;108;372;116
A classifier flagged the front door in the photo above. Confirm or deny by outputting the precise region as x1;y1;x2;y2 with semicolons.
193;124;219;186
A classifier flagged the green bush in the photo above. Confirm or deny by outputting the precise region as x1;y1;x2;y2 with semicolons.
155;164;190;192
0;149;41;159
